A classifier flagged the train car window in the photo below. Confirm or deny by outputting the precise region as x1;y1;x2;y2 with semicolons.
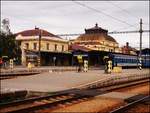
116;58;120;62
128;59;130;63
129;59;131;63
115;58;118;62
131;58;133;63
134;59;136;63
125;59;127;63
131;59;133;63
120;58;122;62
122;59;124;63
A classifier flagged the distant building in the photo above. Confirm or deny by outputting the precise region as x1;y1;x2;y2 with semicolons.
121;42;137;55
73;23;120;53
69;24;121;66
16;27;71;66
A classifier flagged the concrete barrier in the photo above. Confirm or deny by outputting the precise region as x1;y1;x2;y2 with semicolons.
0;90;27;101
113;66;122;73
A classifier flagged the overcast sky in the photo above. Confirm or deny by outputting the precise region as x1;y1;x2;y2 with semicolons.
1;1;149;49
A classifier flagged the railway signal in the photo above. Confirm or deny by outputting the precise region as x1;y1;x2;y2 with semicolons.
9;59;13;69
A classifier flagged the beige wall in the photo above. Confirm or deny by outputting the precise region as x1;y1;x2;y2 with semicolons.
20;39;68;52
16;35;69;66
78;40;121;53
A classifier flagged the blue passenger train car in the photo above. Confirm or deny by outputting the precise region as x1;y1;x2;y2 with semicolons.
141;48;150;67
108;53;138;68
108;52;150;68
141;54;150;67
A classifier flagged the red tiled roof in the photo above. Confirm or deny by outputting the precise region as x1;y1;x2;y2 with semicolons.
85;23;108;33
106;35;117;42
76;33;117;43
75;41;101;45
15;28;61;38
69;44;92;52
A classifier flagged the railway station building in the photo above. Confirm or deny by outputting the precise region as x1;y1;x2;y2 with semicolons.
16;27;72;66
121;42;137;55
70;23;121;66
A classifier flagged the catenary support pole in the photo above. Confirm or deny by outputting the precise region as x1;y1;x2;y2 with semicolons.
139;18;143;70
38;29;42;67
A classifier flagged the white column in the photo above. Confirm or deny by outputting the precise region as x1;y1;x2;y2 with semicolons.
21;45;26;66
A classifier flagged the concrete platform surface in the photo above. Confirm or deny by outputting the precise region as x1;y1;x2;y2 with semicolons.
1;69;149;93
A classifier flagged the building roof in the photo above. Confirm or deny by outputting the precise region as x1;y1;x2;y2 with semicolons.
15;28;68;42
15;28;60;38
75;33;117;44
69;44;92;52
136;48;150;55
75;23;117;44
85;23;108;34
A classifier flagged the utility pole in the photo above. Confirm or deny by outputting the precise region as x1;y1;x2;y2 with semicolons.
38;29;42;67
139;18;143;70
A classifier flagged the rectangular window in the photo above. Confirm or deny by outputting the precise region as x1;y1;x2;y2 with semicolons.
109;49;113;52
25;43;29;49
33;43;37;50
55;44;57;51
62;45;64;51
103;41;104;45
47;43;49;50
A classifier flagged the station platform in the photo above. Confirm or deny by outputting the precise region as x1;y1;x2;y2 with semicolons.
0;66;78;74
1;69;149;93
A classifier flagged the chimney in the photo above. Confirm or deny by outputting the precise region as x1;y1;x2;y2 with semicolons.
126;42;129;47
95;23;98;27
35;26;39;30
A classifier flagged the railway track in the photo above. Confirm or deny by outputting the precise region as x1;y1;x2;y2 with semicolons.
0;91;90;113
0;76;149;113
0;71;40;80
78;74;149;89
110;95;150;113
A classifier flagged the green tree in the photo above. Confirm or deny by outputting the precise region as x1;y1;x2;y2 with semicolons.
0;32;21;64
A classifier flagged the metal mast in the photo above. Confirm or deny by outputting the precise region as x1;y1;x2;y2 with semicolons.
38;29;42;67
139;18;143;70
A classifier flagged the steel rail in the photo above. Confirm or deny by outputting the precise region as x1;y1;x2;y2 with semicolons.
78;74;149;89
0;71;41;80
97;79;149;92
4;95;89;113
0;93;71;108
0;76;149;113
110;95;150;113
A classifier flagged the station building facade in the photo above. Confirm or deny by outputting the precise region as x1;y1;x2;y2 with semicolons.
121;42;137;55
70;23;121;66
16;27;72;66
15;24;138;67
73;23;120;53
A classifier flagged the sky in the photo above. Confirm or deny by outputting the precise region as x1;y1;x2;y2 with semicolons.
1;0;149;49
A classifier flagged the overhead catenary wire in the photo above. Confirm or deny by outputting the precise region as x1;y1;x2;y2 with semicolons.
106;1;142;31
106;1;140;20
112;23;139;32
57;30;150;36
72;0;137;29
